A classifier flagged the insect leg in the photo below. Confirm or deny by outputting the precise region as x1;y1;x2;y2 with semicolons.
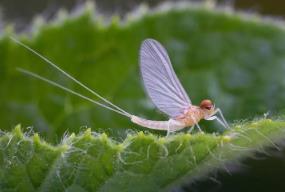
206;115;228;129
205;116;216;120
216;117;228;129
188;125;195;133
166;119;171;137
190;114;202;132
213;108;229;129
195;123;203;132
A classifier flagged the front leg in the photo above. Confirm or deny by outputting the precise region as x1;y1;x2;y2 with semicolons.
212;108;230;129
206;115;228;128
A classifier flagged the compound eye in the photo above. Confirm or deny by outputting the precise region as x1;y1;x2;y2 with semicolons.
205;106;212;110
200;99;213;110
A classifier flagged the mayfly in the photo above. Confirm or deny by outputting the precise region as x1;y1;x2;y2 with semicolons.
11;37;229;135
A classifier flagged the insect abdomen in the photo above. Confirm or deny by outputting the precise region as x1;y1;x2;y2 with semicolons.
131;115;185;131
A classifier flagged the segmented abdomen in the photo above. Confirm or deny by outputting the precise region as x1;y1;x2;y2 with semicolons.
131;115;185;132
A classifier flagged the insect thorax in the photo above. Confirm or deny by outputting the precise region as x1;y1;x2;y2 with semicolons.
176;106;204;126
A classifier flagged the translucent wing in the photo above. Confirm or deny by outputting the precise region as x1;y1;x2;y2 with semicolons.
140;39;191;118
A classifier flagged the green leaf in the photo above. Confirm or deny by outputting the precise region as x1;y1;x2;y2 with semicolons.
1;119;285;191
1;1;285;191
1;2;285;142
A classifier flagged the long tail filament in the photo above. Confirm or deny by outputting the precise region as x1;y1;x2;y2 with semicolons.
11;37;131;118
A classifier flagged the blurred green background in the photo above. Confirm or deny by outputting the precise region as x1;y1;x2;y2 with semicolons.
0;0;285;32
0;0;285;191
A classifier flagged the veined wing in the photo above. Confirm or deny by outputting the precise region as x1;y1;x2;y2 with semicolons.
140;39;191;118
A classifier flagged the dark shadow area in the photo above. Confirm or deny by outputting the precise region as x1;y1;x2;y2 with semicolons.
181;142;285;191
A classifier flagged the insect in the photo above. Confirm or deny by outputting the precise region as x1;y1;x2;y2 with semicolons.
11;37;229;135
